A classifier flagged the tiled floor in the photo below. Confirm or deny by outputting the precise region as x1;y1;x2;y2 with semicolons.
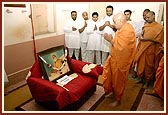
98;75;165;111
136;82;164;111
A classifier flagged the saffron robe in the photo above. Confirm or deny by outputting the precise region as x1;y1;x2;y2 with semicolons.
50;59;63;74
132;21;164;82
102;23;136;101
153;56;164;99
54;59;62;69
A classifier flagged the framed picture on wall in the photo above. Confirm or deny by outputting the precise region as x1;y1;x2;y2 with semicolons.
38;45;71;82
4;4;26;8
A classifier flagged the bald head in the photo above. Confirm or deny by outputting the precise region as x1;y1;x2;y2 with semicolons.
145;11;155;23
147;11;155;16
82;11;89;20
143;9;150;21
113;13;127;30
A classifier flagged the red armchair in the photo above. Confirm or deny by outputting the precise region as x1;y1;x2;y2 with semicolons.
27;55;103;110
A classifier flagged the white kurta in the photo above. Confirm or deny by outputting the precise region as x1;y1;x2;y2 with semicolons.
136;20;146;36
63;19;81;49
80;19;91;43
128;20;139;37
100;15;115;52
86;20;102;51
80;19;91;62
135;20;146;46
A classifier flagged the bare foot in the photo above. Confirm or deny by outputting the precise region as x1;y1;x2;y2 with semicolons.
109;100;121;107
130;73;137;78
105;92;114;98
130;68;137;78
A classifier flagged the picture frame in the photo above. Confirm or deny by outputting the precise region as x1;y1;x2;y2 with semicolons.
4;4;26;8
38;45;71;82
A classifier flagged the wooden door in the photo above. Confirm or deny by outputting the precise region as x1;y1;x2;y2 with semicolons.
32;4;48;35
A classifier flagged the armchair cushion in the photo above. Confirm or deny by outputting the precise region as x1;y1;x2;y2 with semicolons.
64;73;97;99
27;76;79;110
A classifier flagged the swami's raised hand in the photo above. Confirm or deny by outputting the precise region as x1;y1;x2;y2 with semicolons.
103;33;113;46
103;33;108;38
104;33;113;41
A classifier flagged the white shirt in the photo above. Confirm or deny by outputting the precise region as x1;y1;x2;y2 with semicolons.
100;15;115;52
64;18;81;49
128;20;139;37
136;20;146;37
86;20;102;51
79;19;91;43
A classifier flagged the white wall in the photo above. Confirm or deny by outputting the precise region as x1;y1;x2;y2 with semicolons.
55;3;89;35
3;2;165;45
89;2;107;21
107;2;161;22
3;4;32;46
47;4;55;32
56;2;164;35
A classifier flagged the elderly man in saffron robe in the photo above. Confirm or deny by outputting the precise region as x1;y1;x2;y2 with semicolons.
132;11;164;89
102;13;136;106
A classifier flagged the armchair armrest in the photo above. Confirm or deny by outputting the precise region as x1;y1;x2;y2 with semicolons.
68;56;103;78
27;77;71;109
